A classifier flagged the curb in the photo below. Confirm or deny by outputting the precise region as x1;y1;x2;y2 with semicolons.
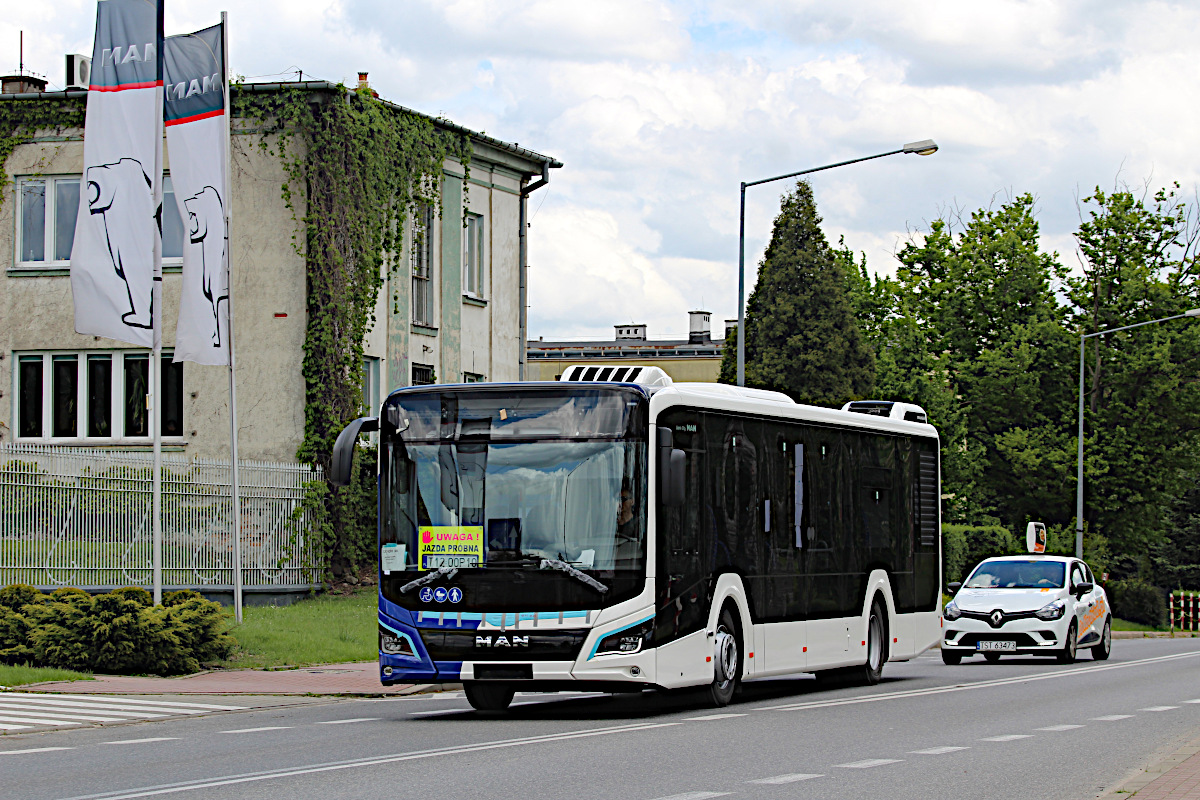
1113;631;1199;639
1098;734;1200;798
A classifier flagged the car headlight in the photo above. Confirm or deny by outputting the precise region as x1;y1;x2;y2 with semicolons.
1036;599;1067;621
943;601;961;621
595;619;653;656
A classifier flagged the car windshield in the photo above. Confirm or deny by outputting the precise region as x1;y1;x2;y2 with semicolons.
965;560;1066;589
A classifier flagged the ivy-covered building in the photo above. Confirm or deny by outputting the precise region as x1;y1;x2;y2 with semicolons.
0;77;560;465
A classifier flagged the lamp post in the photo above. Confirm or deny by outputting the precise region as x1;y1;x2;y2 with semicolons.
1075;308;1200;558
736;139;939;387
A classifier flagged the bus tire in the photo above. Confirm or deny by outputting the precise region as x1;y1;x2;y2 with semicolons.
941;649;962;665
707;604;741;707
1091;617;1112;661
1056;620;1078;664
464;682;516;712
857;597;887;685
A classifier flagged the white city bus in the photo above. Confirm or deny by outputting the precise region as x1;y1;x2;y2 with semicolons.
332;366;943;711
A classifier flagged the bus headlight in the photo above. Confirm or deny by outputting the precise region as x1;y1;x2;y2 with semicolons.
1036;599;1067;621
595;620;653;656
943;602;962;621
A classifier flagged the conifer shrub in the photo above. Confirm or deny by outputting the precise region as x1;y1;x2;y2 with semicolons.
0;584;234;674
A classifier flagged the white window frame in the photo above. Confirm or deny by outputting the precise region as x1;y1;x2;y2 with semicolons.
411;204;436;326
463;371;485;383
362;356;380;415
12;350;185;443
462;212;485;299
15;173;186;269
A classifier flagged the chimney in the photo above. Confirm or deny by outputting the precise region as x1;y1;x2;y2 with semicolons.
724;319;737;340
615;324;647;341
688;310;712;344
358;72;369;89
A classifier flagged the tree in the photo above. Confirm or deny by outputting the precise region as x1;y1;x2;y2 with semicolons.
718;181;875;406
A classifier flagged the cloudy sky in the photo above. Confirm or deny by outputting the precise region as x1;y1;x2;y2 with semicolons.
10;1;1200;340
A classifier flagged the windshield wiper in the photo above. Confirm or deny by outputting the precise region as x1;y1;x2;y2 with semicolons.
399;566;459;594
539;558;609;594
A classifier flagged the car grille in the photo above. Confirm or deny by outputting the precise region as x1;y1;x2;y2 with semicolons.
960;609;1040;628
953;632;1043;648
421;629;588;661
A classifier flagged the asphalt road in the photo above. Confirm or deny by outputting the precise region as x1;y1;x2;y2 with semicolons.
4;637;1200;800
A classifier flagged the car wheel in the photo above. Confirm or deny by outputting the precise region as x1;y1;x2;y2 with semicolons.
941;649;962;665
707;605;741;707
1091;617;1112;661
463;682;515;712
983;652;1002;663
1056;620;1078;664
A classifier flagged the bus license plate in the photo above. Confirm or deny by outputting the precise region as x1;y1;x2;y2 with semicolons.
977;640;1016;651
422;555;479;569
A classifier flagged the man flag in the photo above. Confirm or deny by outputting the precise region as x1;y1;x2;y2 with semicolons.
70;0;164;347
164;23;230;365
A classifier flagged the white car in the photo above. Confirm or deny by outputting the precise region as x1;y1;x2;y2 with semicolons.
941;555;1111;664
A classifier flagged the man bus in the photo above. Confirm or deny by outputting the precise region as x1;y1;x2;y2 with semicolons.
331;365;942;711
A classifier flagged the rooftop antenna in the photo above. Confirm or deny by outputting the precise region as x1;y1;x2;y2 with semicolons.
19;30;23;75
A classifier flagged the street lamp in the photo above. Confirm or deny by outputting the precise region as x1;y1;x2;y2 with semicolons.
736;139;939;386
1075;308;1200;558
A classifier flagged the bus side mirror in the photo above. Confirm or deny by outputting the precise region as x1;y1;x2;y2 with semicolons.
658;427;685;507
331;417;378;486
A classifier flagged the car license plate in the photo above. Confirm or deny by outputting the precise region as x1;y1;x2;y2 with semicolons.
422;555;479;569
977;640;1016;651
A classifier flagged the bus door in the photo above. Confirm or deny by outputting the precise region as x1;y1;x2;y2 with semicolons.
762;423;807;674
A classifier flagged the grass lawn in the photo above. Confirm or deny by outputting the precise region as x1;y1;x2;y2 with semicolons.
220;589;377;669
0;664;92;688
1113;618;1165;632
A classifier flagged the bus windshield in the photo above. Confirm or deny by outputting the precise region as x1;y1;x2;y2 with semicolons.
379;387;648;610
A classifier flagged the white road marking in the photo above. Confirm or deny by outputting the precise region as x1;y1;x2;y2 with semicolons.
0;714;79;727
1184;699;1200;704
980;735;1033;742
28;694;245;711
0;707;143;723
410;708;470;718
316;718;380;725
835;758;902;768
1140;706;1178;712
0;697;186;717
1037;724;1084;731
760;651;1200;713
0;723;33;730
649;793;730;800
1091;715;1133;721
684;713;747;721
104;738;180;745
221;726;293;734
910;746;969;755
0;746;73;755
56;720;682;799
748;773;823;784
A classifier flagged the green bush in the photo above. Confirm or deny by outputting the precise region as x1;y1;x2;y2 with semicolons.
0;585;235;675
1108;579;1166;628
0;583;42;611
943;524;1021;583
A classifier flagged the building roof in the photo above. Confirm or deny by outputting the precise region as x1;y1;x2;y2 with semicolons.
528;337;726;360
0;80;562;173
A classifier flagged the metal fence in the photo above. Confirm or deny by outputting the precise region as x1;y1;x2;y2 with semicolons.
0;443;323;591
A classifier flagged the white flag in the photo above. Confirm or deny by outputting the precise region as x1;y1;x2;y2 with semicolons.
71;0;163;347
165;23;230;365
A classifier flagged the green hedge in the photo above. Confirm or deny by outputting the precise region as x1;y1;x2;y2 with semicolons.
0;585;234;675
1108;580;1167;628
942;524;1022;584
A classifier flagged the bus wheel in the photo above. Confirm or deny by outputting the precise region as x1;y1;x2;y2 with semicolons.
464;682;515;712
857;598;887;685
707;606;741;707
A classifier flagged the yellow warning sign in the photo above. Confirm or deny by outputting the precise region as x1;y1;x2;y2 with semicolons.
417;526;484;569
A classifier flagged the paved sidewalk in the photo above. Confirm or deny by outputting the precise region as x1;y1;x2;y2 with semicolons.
1103;735;1200;798
16;661;455;696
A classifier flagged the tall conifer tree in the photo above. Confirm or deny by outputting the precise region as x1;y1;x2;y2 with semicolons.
719;181;874;405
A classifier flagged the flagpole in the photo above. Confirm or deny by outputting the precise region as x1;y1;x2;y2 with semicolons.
151;0;165;606
221;10;244;624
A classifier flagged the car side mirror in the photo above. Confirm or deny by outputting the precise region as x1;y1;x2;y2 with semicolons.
1074;581;1094;597
947;581;962;595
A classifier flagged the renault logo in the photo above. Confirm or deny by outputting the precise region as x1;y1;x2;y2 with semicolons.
990;610;1005;627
